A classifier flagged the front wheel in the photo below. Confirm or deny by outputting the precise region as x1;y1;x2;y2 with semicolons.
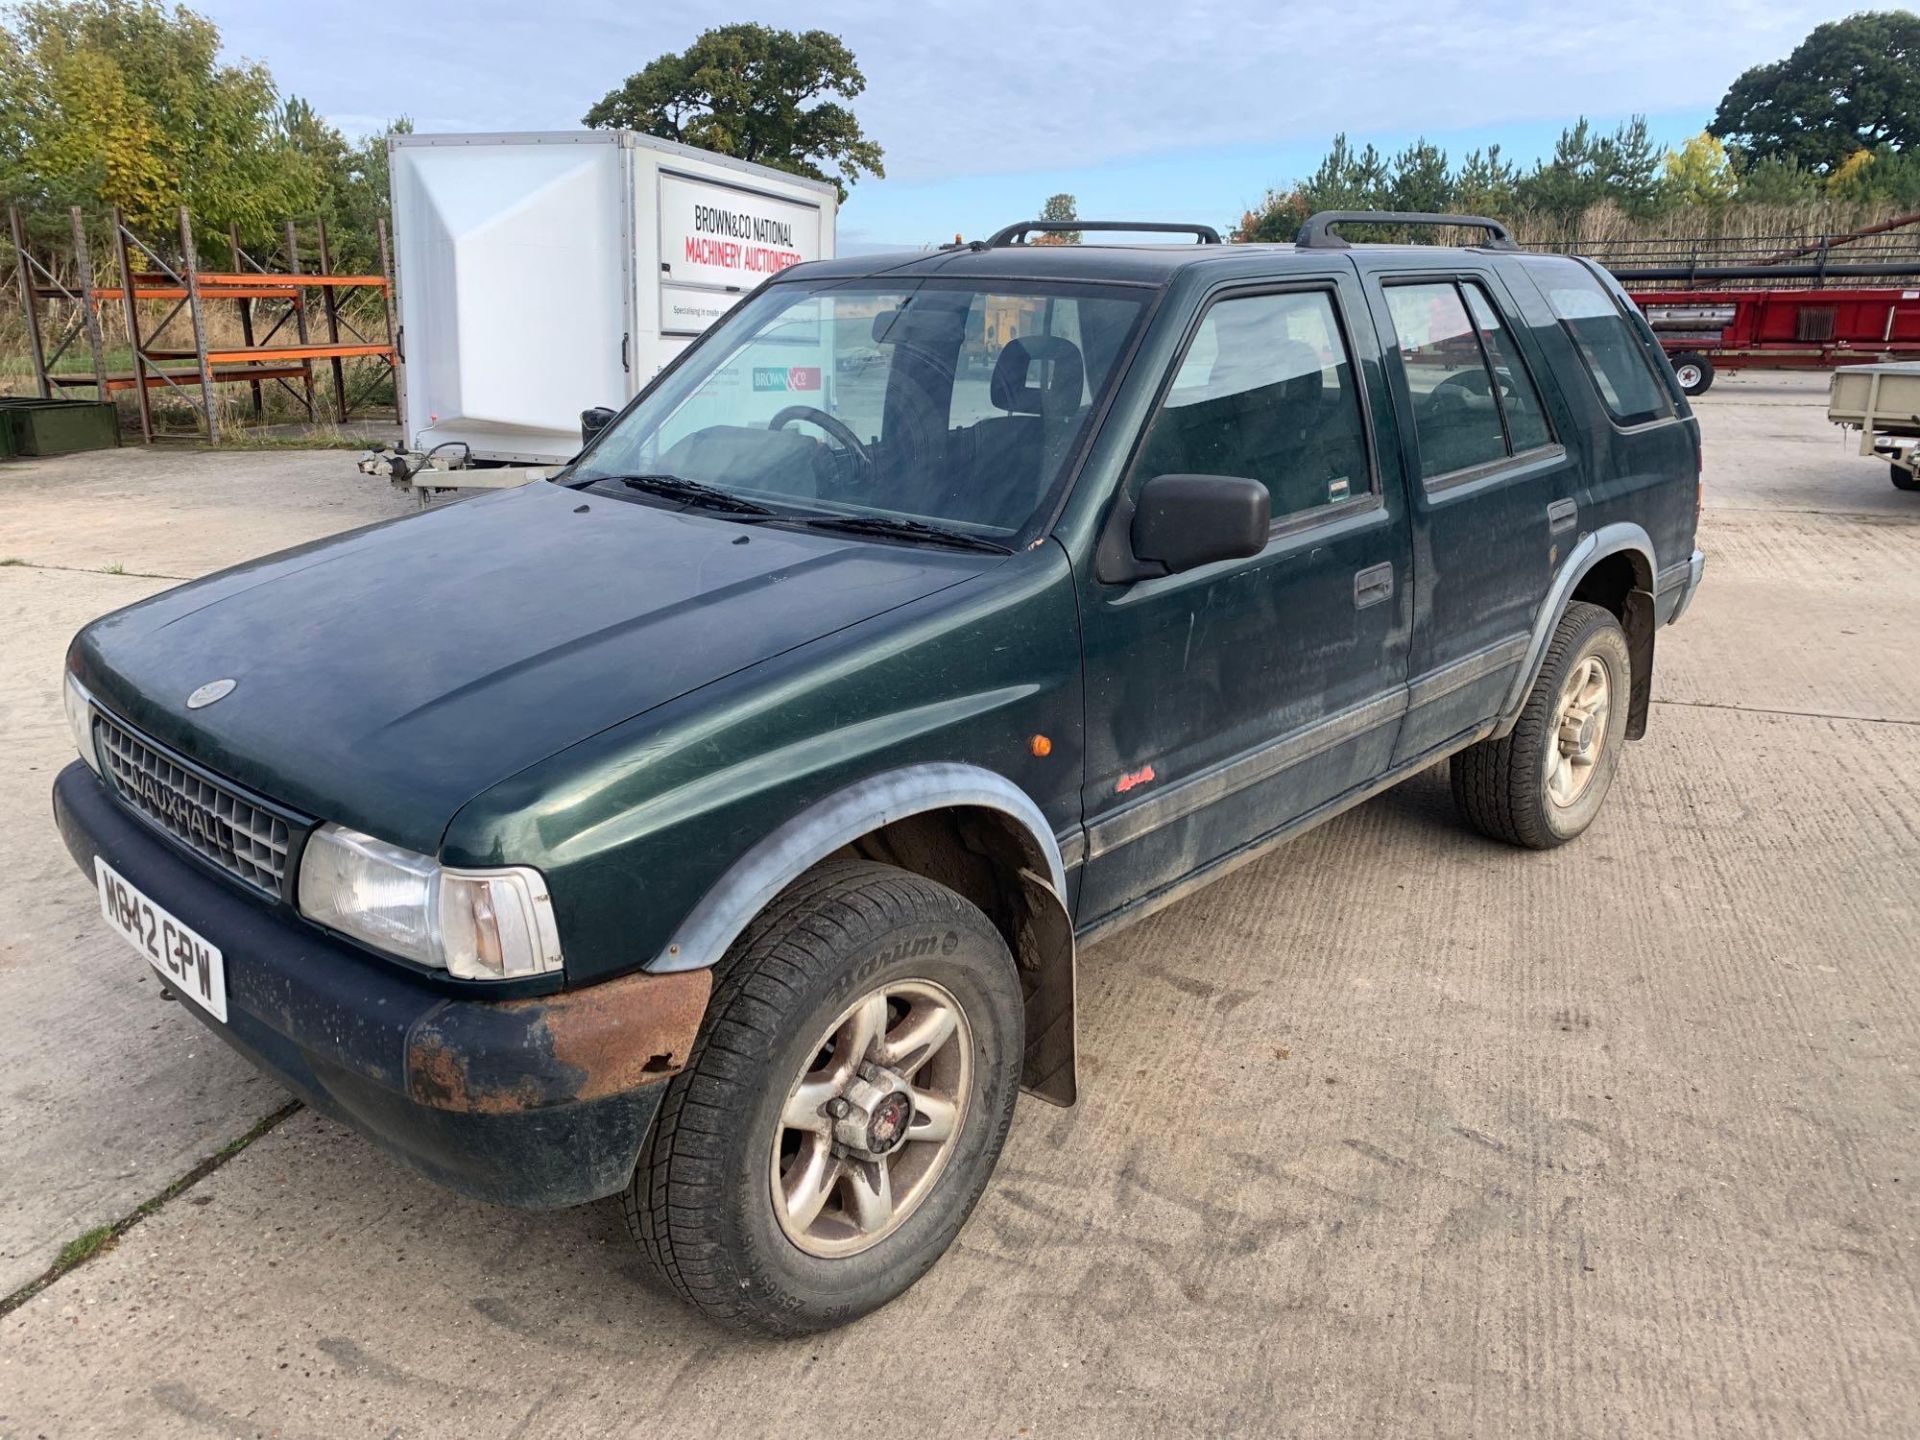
1451;601;1631;849
625;859;1023;1335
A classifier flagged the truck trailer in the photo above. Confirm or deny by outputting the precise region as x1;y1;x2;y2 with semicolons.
388;131;838;464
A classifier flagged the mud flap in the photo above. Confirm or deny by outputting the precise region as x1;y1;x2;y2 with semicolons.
1624;588;1656;741
1015;867;1077;1106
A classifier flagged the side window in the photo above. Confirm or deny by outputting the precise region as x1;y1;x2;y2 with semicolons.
1536;261;1674;425
1135;289;1371;521
1385;283;1509;479
1461;283;1552;453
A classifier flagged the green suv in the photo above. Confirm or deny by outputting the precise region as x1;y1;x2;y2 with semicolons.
55;212;1704;1334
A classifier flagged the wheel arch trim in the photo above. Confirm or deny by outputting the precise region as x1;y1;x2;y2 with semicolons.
1494;521;1656;736
644;763;1069;976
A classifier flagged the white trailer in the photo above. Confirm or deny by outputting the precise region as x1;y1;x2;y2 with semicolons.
388;131;838;465
1828;361;1920;493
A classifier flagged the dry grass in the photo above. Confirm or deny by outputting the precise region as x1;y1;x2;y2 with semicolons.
1509;200;1920;288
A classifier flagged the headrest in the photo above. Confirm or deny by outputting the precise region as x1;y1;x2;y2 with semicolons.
991;335;1085;416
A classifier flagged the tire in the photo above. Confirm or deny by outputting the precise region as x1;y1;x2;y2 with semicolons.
1451;601;1631;849
1892;462;1920;493
625;859;1023;1335
1670;352;1714;396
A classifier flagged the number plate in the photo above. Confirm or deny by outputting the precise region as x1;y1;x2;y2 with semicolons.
94;857;227;1022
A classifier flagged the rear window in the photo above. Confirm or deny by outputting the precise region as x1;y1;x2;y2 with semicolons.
1536;261;1673;426
1384;279;1556;483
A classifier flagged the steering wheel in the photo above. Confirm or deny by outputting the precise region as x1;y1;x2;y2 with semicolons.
1432;369;1514;404
768;405;873;476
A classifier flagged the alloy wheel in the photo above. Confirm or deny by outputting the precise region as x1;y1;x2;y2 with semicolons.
1545;653;1611;807
770;979;972;1258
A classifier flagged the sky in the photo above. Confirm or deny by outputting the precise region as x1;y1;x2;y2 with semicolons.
194;0;1865;249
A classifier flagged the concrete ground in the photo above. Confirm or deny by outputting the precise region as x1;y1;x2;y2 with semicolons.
0;374;1914;1438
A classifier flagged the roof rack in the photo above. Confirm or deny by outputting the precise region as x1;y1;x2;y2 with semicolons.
1296;211;1519;252
985;220;1224;247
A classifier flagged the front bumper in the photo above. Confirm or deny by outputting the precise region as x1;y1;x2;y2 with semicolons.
53;761;709;1209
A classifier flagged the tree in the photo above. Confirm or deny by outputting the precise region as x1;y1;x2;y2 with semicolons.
1453;145;1518;216
1602;116;1666;215
1033;192;1079;244
1297;133;1388;215
1734;153;1821;203
1238;133;1393;240
1710;11;1920;174
1661;132;1738;207
1386;138;1451;215
1825;144;1920;206
1233;188;1307;243
584;24;883;199
0;0;323;243
280;99;409;270
1517;116;1664;226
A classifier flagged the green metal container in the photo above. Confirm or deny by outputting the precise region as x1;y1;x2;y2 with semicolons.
0;397;121;456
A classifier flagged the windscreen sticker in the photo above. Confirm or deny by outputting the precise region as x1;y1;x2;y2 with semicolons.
752;366;822;392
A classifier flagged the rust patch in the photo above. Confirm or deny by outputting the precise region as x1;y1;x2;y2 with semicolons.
405;967;712;1114
407;1029;477;1110
538;966;712;1103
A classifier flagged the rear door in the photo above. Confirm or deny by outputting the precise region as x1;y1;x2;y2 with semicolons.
1517;258;1700;586
1360;261;1579;761
1075;269;1413;925
389;134;632;462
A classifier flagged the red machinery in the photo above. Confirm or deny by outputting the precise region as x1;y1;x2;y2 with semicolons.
1628;284;1920;395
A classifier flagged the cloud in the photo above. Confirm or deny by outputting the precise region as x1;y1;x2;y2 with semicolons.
200;0;1858;183
826;0;1852;181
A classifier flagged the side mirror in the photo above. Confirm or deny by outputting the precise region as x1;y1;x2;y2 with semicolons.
1130;474;1271;575
580;406;618;447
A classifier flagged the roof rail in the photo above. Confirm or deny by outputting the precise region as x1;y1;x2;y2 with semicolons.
986;220;1224;247
1296;211;1519;251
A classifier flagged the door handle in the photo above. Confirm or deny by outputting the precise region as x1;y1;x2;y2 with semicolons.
1353;562;1394;609
1548;498;1578;534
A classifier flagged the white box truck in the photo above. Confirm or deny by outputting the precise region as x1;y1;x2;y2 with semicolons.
388;131;838;464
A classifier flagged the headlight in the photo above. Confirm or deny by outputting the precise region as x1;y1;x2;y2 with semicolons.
64;672;100;774
296;824;563;980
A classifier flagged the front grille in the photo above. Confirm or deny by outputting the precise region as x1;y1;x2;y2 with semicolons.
94;711;296;896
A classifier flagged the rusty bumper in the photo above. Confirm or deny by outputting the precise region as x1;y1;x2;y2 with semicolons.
55;762;711;1208
405;966;710;1114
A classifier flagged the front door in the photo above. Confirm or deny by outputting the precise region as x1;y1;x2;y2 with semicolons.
1075;274;1413;926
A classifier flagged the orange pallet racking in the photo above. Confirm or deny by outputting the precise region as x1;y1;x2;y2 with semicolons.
8;203;398;443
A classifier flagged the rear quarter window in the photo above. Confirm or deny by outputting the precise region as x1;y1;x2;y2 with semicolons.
1535;261;1674;426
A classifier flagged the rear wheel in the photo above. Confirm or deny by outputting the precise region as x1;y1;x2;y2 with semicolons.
1671;352;1714;396
626;859;1022;1335
1451;601;1631;849
1892;461;1920;493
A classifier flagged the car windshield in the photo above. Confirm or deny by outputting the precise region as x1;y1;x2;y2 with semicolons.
569;278;1149;543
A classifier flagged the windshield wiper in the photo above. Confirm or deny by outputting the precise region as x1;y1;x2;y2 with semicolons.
600;473;775;516
592;474;1008;552
796;514;1012;554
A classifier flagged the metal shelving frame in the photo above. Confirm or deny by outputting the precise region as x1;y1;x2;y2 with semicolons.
7;204;398;442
